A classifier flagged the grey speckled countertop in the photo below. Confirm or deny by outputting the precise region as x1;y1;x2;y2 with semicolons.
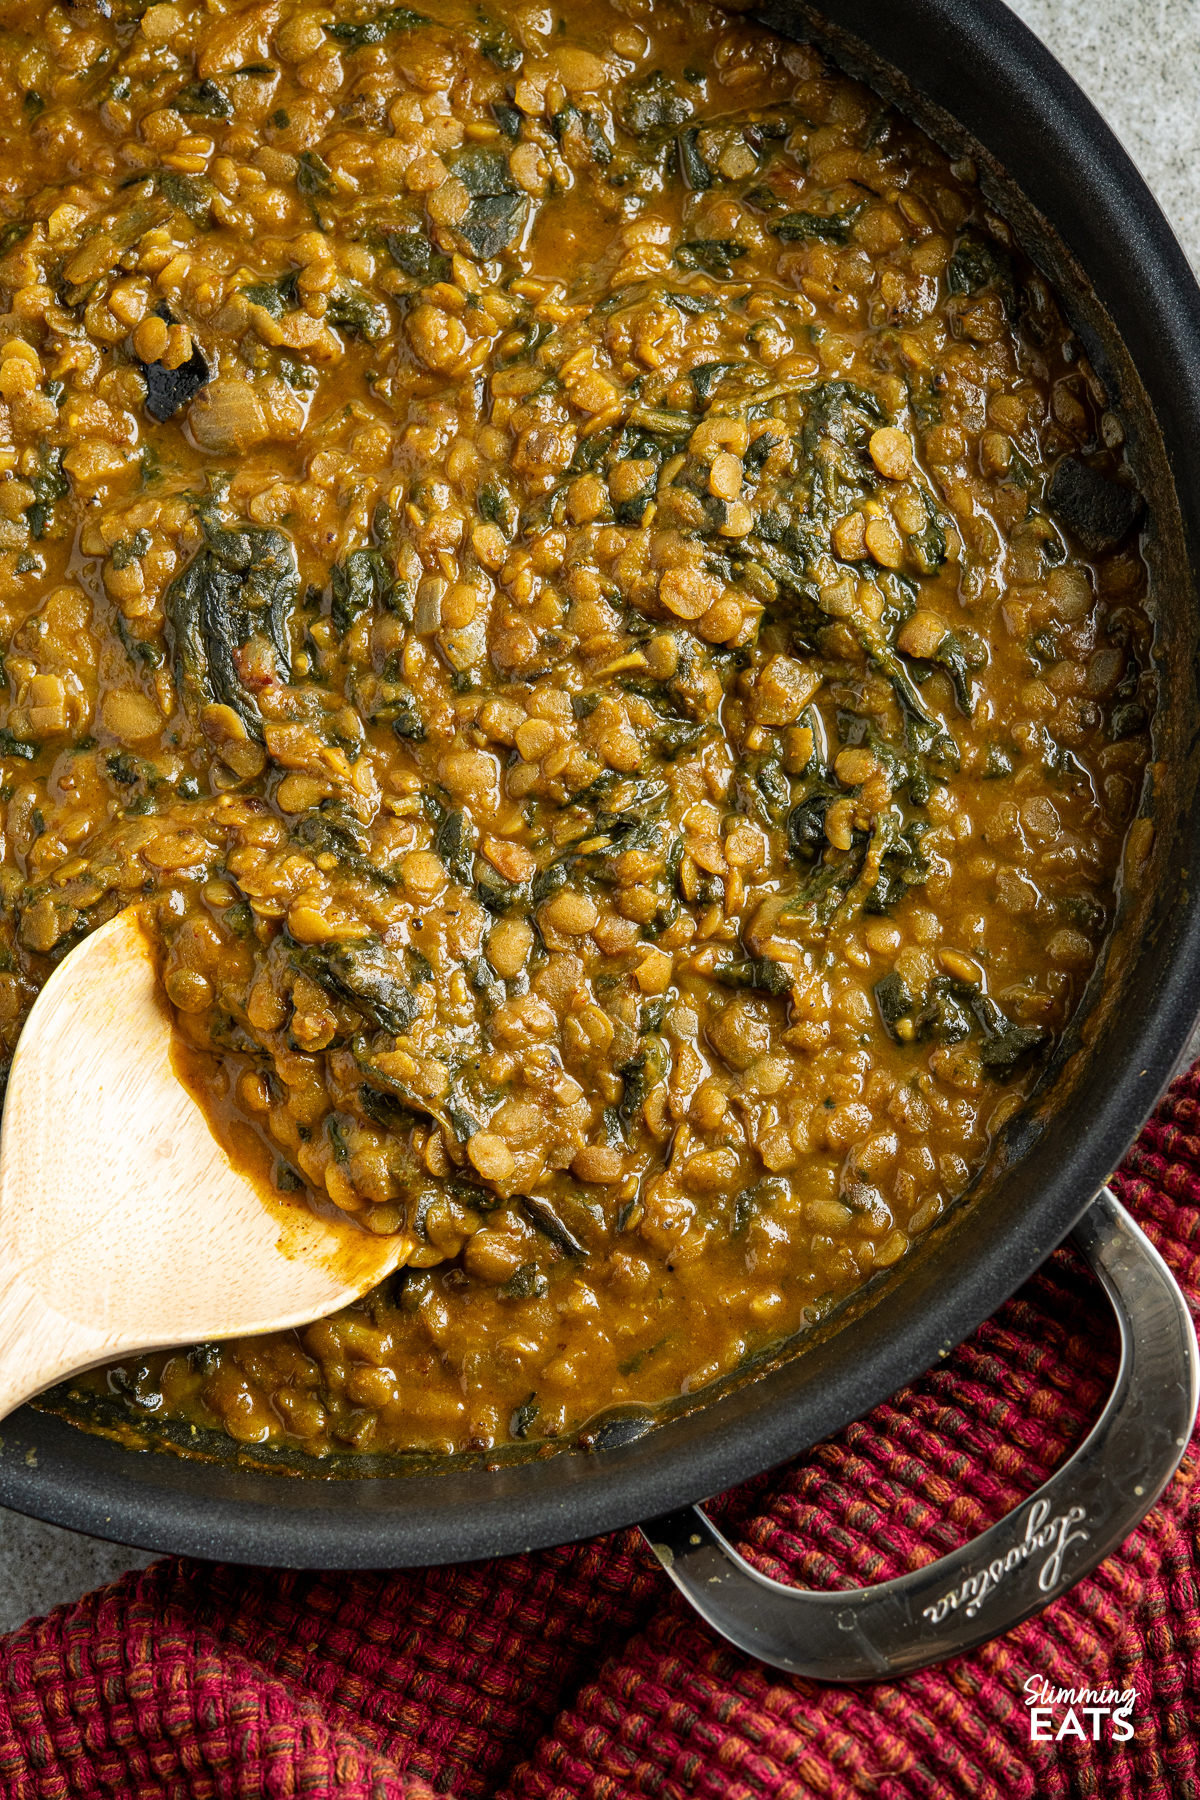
2;0;1199;1640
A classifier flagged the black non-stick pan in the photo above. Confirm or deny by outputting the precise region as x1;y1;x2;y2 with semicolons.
3;0;1200;1683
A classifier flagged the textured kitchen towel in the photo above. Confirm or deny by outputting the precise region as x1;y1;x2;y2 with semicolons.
3;1066;1200;1800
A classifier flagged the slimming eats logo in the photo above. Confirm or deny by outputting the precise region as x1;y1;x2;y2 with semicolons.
1025;1675;1137;1742
921;1497;1090;1626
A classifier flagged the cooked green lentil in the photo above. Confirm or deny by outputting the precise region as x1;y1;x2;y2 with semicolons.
2;0;1152;1460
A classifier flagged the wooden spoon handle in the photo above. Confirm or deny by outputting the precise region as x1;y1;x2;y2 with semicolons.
0;1262;108;1423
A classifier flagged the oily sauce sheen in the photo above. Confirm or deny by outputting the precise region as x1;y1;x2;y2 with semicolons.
0;0;1153;1460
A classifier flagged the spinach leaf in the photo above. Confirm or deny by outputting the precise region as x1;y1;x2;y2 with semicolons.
946;231;1017;319
294;940;420;1033
165;522;298;738
619;70;693;135
459;193;525;258
280;356;317;389
293;808;398;889
474;10;522;69
111;530;152;571
391;694;426;741
582;111;612;167
550;101;612;168
616;1035;668;1135
786;793;831;862
326;5;430;47
156;170;215;226
625;401;693;438
711;957;792;996
359;1083;417;1132
384;228;452;285
451;148;525;258
863;819;930;914
116;614;163;669
326;281;389;339
521;1194;585;1255
924;628;987;714
0;728;34;761
26;447;67;539
677;126;712;190
455;147;515;195
754;756;791;815
873;970;913;1030
499;1263;549;1300
789;836;869;920
675;238;746;277
689;359;739;403
174;78;232;118
509;1392;540;1438
241;272;300;318
771;205;864;244
647;714;703;759
665;290;713;315
972;994;1048;1077
435;808;476;884
745;429;784;473
296;151;334;196
330;547;400;634
478;483;518;537
474;861;530;915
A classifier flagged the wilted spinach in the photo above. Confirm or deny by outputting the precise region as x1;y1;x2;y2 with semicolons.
770;205;864;244
384;228;453;285
294;940;420;1033
174;79;232;119
619;70;693;135
326;5;430;47
330;548;404;634
165;521;298;738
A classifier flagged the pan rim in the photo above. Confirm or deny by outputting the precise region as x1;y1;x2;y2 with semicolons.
4;0;1200;1569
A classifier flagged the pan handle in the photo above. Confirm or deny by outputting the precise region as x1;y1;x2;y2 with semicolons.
641;1186;1198;1681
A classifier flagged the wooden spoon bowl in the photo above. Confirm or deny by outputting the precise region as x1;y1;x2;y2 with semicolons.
0;908;406;1424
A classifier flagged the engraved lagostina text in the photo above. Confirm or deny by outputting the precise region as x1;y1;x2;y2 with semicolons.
921;1498;1090;1625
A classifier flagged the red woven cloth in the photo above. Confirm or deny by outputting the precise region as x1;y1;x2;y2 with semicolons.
5;1069;1200;1800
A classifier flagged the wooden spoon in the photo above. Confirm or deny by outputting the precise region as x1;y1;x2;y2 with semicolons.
0;908;407;1424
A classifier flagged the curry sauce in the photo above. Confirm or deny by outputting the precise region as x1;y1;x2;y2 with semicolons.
0;0;1153;1459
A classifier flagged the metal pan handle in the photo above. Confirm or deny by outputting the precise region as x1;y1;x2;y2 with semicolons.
641;1187;1198;1681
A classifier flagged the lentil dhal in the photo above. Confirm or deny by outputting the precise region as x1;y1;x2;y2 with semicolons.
1;0;1152;1461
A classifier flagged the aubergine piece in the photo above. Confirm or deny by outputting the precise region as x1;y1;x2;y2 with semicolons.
1047;455;1144;554
164;522;298;739
139;314;210;421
